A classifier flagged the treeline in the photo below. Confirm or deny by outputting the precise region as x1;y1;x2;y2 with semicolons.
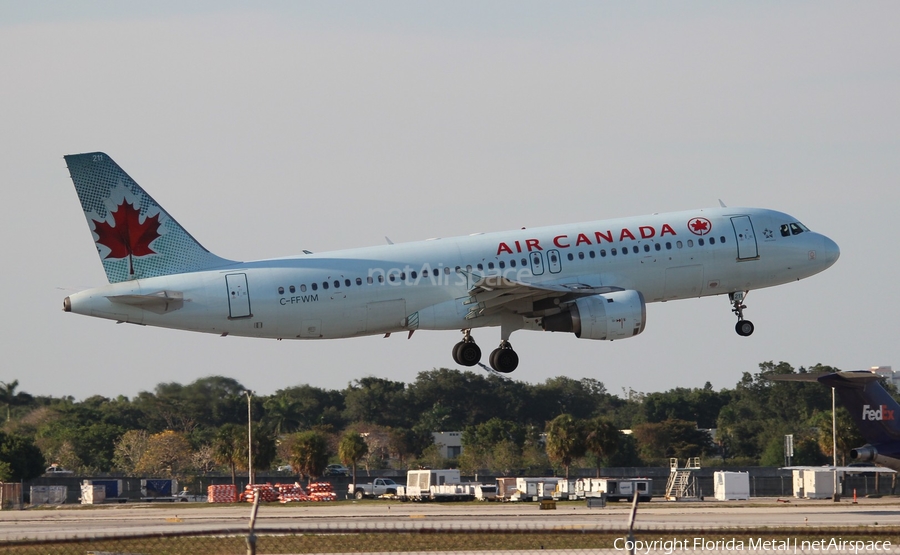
0;362;888;483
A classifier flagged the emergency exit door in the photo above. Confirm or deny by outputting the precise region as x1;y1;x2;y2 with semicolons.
225;273;252;319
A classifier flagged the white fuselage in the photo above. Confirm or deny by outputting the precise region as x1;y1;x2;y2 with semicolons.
66;206;839;340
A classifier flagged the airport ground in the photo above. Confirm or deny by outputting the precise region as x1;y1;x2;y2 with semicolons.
2;496;899;541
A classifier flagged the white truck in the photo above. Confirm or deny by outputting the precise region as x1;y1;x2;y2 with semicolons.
348;478;399;500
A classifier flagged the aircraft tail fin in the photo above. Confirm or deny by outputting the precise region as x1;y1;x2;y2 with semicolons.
65;152;235;283
818;372;900;446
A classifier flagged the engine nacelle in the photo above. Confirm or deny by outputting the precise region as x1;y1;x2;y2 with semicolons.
850;445;877;463
541;290;646;340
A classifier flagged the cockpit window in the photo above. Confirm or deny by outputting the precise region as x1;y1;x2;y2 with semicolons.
782;222;810;236
790;223;808;235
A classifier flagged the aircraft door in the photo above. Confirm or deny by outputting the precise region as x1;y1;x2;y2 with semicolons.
731;216;759;260
530;251;545;276
225;273;252;319
547;249;562;273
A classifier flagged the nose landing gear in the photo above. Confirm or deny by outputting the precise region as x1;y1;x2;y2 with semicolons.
730;291;754;336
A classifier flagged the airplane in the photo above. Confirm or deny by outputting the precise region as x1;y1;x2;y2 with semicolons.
771;371;900;472
62;152;840;374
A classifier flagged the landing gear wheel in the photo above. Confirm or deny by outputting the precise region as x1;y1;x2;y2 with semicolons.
735;320;754;337
457;342;482;366
452;341;466;365
489;346;519;373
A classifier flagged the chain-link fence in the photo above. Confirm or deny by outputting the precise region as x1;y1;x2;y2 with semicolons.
3;524;899;555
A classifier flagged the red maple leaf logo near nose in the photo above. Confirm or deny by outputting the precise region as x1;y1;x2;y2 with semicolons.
92;199;162;275
688;217;711;235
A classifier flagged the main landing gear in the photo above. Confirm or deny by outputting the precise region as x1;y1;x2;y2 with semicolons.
452;330;519;373
730;291;754;337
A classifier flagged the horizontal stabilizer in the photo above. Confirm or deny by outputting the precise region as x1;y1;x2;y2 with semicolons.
107;291;184;314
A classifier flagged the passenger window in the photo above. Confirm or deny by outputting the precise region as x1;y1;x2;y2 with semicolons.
323;281;330;289
780;224;791;237
719;236;726;243
687;240;693;247
633;246;639;253
551;254;558;262
345;279;351;287
411;271;417;280
312;283;318;291
466;265;472;272
378;275;384;283
488;262;495;269
665;242;672;250
676;241;683;249
589;251;595;258
510;260;516;268
567;253;574;261
278;287;284;295
300;284;307;292
655;244;661;251
433;269;439;277
499;261;506;268
621;247;628;255
578;252;585;259
334;280;340;288
476;264;483;271
367;276;373;284
600;249;607;257
443;267;450;274
356;278;362;286
289;286;295;293
643;245;650;252
611;248;618;255
521;258;527;266
389;274;395;282
699;238;705;246
709;237;715;245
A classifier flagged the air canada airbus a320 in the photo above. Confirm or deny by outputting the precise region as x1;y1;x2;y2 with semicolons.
63;153;840;374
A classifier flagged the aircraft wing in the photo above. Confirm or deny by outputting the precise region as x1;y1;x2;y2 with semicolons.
781;466;895;473
766;371;883;387
458;270;622;321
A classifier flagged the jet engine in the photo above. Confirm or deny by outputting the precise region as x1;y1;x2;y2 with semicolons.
850;445;877;463
541;290;646;340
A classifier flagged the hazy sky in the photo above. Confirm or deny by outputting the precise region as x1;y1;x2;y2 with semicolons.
2;2;898;401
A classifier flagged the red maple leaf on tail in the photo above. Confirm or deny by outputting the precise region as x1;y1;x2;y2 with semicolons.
92;199;162;275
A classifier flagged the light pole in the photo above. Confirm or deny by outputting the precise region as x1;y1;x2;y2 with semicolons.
832;386;840;502
246;390;254;486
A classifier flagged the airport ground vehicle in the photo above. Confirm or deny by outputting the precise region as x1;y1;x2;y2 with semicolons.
349;478;398;499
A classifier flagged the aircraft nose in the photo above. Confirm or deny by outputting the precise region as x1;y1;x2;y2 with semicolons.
819;235;840;268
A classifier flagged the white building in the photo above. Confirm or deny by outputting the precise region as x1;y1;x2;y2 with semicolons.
432;432;462;459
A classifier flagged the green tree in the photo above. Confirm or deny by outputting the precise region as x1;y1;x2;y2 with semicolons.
289;430;330;484
583;417;620;476
133;430;193;479
631;419;712;463
112;430;150;474
0;431;44;481
339;429;368;489
0;380;32;422
213;424;245;484
545;414;585;479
